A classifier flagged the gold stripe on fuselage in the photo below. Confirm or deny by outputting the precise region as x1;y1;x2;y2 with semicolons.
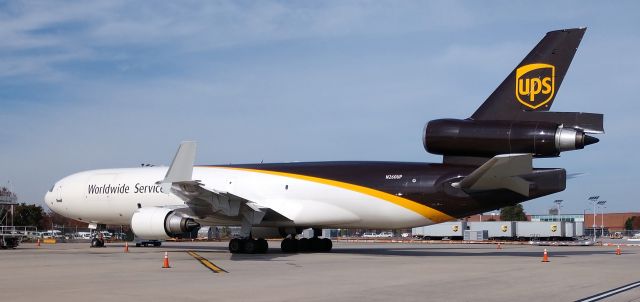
214;167;454;223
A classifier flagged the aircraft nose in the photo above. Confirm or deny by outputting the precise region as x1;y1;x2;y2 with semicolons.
45;183;60;213
45;190;55;209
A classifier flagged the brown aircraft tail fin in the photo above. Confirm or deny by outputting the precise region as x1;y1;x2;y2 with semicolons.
471;28;586;120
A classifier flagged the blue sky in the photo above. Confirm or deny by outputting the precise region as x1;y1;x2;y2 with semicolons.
0;1;637;216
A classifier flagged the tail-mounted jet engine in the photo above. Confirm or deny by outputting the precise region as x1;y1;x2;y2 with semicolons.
423;119;599;158
131;207;200;240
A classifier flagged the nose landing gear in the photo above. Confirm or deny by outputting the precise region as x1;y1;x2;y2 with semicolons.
90;235;105;248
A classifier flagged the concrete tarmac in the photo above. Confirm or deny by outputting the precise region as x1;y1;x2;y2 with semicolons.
1;241;638;302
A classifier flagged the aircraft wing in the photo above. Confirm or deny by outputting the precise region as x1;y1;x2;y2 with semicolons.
156;142;282;228
454;153;533;196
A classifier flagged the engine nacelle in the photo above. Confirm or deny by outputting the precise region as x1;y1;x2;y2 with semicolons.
423;119;599;158
131;207;200;240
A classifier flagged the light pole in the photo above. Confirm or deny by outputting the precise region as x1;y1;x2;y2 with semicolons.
597;201;607;237
583;208;590;236
554;200;563;221
588;196;600;241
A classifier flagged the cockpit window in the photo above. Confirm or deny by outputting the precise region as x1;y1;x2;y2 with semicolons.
49;184;55;192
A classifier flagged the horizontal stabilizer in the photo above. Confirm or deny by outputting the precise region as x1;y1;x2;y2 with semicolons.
514;111;604;134
456;153;533;196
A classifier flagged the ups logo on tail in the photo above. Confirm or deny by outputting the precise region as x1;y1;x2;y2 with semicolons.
515;63;555;109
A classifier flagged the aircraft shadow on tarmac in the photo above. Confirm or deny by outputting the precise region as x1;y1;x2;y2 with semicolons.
133;244;630;261
329;248;626;258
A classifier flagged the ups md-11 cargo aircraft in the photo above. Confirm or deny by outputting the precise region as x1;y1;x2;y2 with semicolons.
45;28;603;254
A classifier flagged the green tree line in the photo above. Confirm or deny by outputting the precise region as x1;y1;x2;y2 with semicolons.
1;203;87;229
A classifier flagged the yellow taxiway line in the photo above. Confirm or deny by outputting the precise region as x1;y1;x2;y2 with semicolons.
186;251;227;273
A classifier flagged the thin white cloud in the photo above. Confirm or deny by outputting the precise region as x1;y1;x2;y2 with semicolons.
0;1;484;80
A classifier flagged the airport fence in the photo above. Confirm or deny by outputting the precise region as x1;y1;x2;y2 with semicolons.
19;226;133;242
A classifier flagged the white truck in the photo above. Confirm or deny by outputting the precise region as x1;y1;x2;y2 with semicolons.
412;222;467;240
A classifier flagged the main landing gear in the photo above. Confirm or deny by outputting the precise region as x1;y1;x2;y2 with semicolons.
228;238;269;254
280;237;332;253
227;231;334;254
280;228;332;253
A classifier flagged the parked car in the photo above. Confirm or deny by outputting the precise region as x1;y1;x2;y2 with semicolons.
378;232;393;238
362;232;378;238
74;232;92;239
28;231;43;240
99;231;112;240
42;230;63;239
112;232;128;240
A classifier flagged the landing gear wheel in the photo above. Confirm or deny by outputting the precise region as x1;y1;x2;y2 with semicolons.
281;238;298;253
229;238;243;254
298;238;310;252
310;238;324;251
256;238;268;253
153;241;161;247
243;239;258;254
322;238;333;252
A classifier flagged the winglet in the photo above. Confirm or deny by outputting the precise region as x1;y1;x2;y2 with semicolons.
456;153;533;196
160;141;197;190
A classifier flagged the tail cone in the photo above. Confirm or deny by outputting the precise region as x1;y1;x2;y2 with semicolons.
584;135;599;146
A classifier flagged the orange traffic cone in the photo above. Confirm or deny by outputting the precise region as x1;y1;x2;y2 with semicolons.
541;248;550;262
162;252;171;268
616;245;621;255
124;242;129;253
497;243;502;250
36;238;40;248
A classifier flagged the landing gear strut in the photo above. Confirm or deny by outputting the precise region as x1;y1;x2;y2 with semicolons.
228;238;268;254
89;223;106;248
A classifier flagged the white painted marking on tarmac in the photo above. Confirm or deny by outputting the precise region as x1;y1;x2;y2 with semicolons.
576;281;640;302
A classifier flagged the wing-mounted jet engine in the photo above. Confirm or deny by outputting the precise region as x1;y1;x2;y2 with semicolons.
131;207;200;240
